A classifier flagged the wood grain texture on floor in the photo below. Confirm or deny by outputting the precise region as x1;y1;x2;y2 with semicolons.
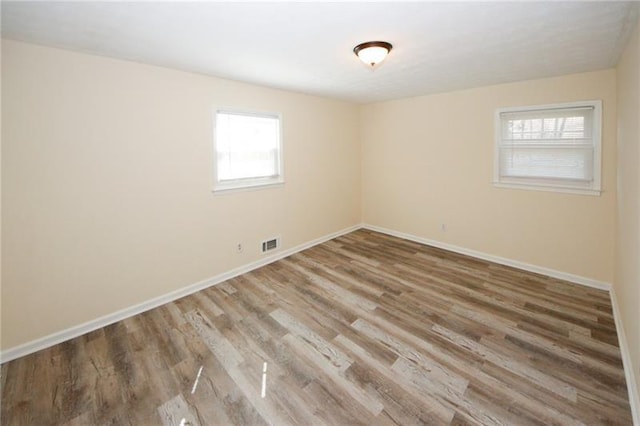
1;229;633;425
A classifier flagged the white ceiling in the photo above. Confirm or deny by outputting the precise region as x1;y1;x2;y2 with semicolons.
2;1;638;104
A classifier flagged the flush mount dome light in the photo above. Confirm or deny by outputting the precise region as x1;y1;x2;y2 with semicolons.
353;41;393;68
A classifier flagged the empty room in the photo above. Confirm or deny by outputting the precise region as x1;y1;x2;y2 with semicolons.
1;1;639;425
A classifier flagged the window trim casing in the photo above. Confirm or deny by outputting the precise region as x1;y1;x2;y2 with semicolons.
493;100;602;196
212;108;284;194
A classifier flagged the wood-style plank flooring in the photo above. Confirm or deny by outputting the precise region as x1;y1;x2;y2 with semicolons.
1;229;633;425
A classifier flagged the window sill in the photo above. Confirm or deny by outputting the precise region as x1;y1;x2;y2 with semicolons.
493;182;601;196
212;179;284;195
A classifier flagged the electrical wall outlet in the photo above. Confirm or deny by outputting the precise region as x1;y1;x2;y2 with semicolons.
236;243;243;253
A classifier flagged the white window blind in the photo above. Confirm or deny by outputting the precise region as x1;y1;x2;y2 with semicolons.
494;101;602;195
214;110;283;192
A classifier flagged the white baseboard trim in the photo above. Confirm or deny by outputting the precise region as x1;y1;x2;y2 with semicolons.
362;223;612;291
610;287;640;426
0;224;361;364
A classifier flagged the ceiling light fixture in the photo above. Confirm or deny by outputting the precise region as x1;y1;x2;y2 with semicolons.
353;41;393;69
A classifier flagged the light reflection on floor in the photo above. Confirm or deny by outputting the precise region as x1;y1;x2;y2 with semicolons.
191;366;204;395
261;361;268;398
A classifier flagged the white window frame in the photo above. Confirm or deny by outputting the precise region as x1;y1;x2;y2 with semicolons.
494;100;602;196
212;108;284;193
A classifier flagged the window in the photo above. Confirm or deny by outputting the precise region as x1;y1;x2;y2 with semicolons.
494;100;602;195
213;109;283;192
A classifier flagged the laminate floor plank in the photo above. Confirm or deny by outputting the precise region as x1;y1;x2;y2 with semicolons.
1;229;633;425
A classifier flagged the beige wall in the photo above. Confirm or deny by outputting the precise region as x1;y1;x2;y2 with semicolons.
0;37;631;366
0;40;3;350
616;13;640;404
362;70;617;283
1;40;361;350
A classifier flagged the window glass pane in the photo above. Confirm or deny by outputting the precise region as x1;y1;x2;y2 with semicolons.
495;101;601;194
216;112;280;182
502;108;592;145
